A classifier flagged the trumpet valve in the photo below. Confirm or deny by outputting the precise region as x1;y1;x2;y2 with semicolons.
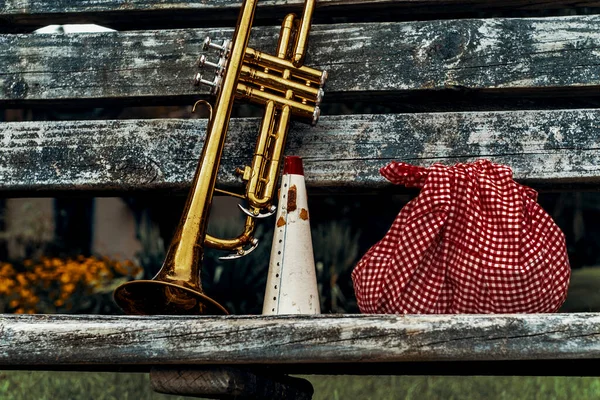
203;36;231;58
203;36;222;51
193;73;223;95
198;55;226;74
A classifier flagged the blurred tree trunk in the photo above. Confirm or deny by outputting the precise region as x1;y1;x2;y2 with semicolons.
53;198;95;257
0;199;7;260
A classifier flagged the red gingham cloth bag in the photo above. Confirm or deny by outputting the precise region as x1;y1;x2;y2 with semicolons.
352;160;570;314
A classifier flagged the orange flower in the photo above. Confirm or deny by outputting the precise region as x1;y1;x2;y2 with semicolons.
62;283;76;294
3;255;141;313
16;274;27;286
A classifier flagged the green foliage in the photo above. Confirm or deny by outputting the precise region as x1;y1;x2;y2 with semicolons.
308;376;600;400
3;372;600;400
200;213;361;314
560;267;600;312
0;257;141;315
312;221;360;313
0;371;188;400
202;214;272;314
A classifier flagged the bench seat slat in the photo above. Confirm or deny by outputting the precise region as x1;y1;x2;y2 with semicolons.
2;109;600;193
3;16;600;104
0;314;599;368
3;0;600;32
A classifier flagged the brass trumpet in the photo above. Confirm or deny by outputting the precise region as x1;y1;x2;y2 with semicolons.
113;0;326;315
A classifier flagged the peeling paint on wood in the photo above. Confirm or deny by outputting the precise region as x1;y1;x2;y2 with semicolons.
2;15;600;104
3;0;600;16
1;314;600;367
3;109;600;193
3;0;600;33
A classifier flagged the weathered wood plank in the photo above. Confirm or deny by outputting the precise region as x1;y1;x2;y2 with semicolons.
2;0;600;32
3;15;600;105
2;109;600;194
3;0;599;17
0;314;599;368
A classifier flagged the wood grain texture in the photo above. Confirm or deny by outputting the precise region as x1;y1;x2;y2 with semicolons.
2;109;600;194
3;0;599;16
0;314;599;367
3;0;600;32
3;15;600;105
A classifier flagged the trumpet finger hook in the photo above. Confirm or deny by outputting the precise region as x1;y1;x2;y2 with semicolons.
192;99;213;121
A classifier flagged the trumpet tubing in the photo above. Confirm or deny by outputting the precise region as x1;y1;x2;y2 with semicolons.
236;83;318;123
239;65;322;102
243;47;327;87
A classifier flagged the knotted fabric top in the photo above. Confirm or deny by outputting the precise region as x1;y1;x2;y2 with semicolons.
352;160;570;314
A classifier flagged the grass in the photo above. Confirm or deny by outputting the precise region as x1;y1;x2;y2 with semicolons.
2;372;600;399
309;376;600;400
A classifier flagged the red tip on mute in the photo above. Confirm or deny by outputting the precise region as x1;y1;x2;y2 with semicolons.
283;156;304;176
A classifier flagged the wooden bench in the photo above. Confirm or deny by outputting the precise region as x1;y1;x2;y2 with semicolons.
3;0;600;397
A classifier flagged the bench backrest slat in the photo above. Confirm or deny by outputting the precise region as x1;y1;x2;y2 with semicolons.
3;0;600;33
2;16;600;106
2;108;599;194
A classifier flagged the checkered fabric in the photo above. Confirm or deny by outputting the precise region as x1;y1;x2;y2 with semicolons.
352;160;570;314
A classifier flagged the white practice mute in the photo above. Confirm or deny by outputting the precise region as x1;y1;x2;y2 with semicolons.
263;156;320;315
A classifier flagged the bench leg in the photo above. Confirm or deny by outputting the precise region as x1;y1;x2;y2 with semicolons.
150;366;314;399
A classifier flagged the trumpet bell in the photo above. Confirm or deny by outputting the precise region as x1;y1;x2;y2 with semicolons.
114;280;229;315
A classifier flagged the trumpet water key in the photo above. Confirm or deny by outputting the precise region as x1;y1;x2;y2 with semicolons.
113;0;327;315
